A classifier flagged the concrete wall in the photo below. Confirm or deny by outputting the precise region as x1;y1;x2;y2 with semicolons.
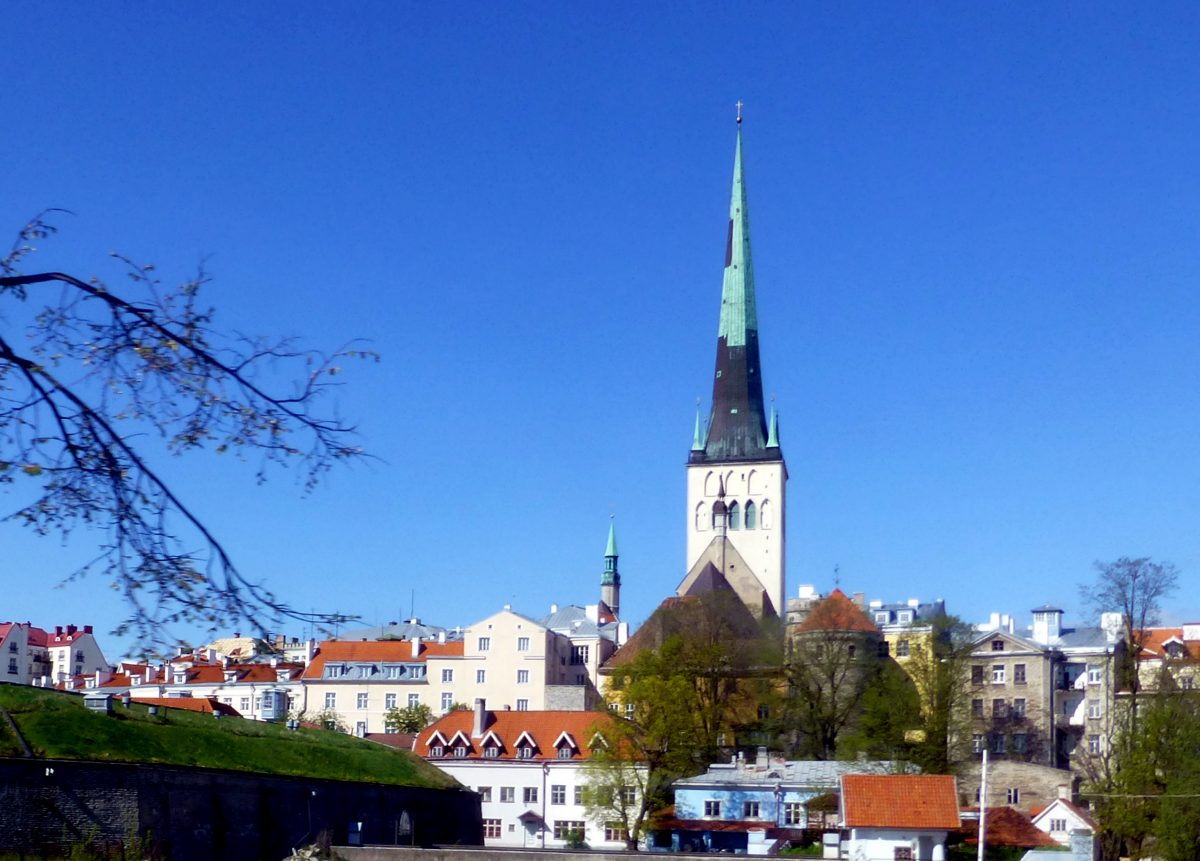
0;758;480;861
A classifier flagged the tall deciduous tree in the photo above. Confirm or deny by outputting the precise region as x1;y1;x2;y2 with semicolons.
0;213;371;643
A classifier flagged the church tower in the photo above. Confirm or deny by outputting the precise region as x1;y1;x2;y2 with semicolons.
600;517;621;618
683;115;787;617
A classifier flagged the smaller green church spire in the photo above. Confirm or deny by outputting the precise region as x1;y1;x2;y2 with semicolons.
605;516;618;559
692;401;705;451
766;403;779;448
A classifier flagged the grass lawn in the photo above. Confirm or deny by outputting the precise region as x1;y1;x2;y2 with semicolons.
0;683;456;788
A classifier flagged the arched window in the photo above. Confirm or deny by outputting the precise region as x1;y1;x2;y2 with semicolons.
694;502;708;532
744;500;757;529
760;499;772;529
704;471;718;497
728;501;741;530
747;469;759;496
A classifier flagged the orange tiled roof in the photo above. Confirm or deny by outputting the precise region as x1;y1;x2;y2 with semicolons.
131;696;242;717
415;709;614;762
798;589;880;634
842;774;960;830
303;639;463;679
1136;628;1200;661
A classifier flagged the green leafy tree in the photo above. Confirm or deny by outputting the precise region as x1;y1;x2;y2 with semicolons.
0;213;371;644
384;702;433;733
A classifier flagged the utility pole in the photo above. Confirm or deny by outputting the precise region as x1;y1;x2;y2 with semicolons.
977;749;988;861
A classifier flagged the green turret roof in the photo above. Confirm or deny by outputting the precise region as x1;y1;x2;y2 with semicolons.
605;517;618;557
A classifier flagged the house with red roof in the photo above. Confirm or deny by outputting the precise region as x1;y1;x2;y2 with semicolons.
840;774;960;861
414;700;643;849
1030;788;1099;847
2;621;109;686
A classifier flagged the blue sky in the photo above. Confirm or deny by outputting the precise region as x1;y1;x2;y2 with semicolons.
4;4;1198;657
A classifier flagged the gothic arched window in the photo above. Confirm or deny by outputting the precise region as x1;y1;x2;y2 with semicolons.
744;500;757;529
728;501;741;530
760;499;772;529
694;502;708;532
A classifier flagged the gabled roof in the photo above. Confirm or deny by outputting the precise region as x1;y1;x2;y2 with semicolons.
1030;797;1099;831
798;590;879;635
841;775;959;830
961;807;1059;848
416;710;615;762
1136;627;1200;661
302;639;463;679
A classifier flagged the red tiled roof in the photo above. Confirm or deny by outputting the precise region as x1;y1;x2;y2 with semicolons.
960;807;1058;848
798;589;880;634
302;639;464;679
842;775;959;830
415;710;614;762
132;696;242;717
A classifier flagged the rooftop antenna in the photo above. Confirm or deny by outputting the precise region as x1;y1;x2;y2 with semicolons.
833;563;841;590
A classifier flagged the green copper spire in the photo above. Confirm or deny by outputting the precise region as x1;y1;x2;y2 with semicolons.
692;402;705;451
601;517;620;587
717;127;757;349
766;403;779;448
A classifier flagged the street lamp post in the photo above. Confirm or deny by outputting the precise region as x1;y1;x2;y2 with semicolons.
541;762;550;848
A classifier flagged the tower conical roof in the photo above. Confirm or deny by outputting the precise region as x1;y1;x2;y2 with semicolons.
691;124;778;464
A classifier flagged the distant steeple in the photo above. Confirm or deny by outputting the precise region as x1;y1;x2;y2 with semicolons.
601;517;621;618
690;117;776;464
692;401;706;452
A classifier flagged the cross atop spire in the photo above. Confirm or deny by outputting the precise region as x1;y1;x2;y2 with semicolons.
735;99;744;125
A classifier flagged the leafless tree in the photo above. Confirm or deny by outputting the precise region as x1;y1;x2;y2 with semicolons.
0;212;372;645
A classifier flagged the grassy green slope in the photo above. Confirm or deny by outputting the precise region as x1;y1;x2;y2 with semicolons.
0;684;456;789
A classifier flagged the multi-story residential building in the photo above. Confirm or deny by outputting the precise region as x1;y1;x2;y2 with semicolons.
300;637;463;735
2;622;110;686
414;701;638;849
81;654;306;722
967;606;1122;777
867;597;946;662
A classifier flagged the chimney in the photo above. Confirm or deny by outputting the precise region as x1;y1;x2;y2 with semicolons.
473;698;487;738
852;592;865;608
437;631;446;644
1057;784;1070;801
67;625;77;636
55;626;63;637
756;746;768;768
411;637;421;659
907;598;920;608
550;603;558;614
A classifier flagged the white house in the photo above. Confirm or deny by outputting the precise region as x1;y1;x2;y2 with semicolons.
415;700;643;849
1030;790;1098;847
840;774;960;861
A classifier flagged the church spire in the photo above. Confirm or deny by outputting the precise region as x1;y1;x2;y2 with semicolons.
691;114;775;464
601;517;621;618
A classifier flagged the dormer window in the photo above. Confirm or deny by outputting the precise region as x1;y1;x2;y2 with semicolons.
557;746;573;759
874;612;889;624
484;746;500;758
430;745;444;757
326;665;344;679
518;746;534;759
897;611;913;624
453;746;469;758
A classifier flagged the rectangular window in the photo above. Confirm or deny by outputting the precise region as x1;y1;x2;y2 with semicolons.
896;639;910;657
972;665;984;685
517;637;530;651
553;820;585;840
453;745;468;757
442;669;453;683
897;610;912;624
1012;733;1027;753
571;645;590;665
484;745;499;758
478;637;491;652
476;669;486;684
517;669;530;684
1087;664;1102;684
624;702;635;719
992;639;1005;651
1050;818;1067;832
557;746;572;759
1012;698;1026;719
357;692;368;709
1014;663;1026;684
575;786;583;805
429;745;444;757
384;693;397;709
992;665;1006;684
478;786;492;802
621;787;636;805
483;819;501;839
516;698;529;711
240;697;251;712
743;801;760;818
7;658;16;674
895;848;913;861
551;785;566;805
605;822;628;842
971;699;983;718
1007;788;1020;804
524;787;538;804
500;786;515;803
991;733;1006;754
1088;699;1102;719
441;692;453;711
518;746;534;759
1089;734;1101;754
993;699;1006;719
784;802;803;826
324;692;336;709
407;693;420;707
704;800;721;817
